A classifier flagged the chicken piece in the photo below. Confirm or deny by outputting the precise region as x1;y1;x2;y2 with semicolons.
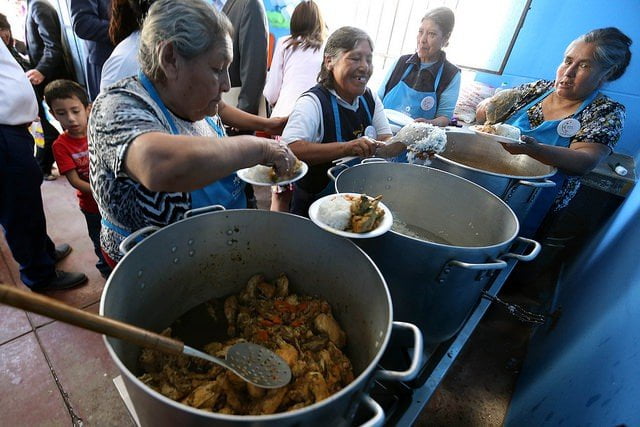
306;372;330;402
350;194;384;233
301;335;328;352
252;387;288;415
224;295;238;336
256;281;276;299
275;338;299;367
239;274;262;302
220;374;245;413
285;294;299;306
247;383;266;399
326;342;354;385
275;274;289;297
485;88;519;124
314;313;346;348
181;380;222;409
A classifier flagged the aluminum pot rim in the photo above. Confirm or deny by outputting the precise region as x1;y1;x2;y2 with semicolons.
100;210;394;422
335;163;521;247
433;153;557;180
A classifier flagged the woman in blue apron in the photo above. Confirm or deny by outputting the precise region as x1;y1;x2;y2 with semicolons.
88;0;298;266
378;7;461;162
281;26;392;216
476;27;631;237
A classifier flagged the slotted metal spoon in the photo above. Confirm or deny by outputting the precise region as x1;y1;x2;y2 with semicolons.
0;284;292;388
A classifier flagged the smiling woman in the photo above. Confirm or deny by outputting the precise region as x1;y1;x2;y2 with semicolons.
88;0;298;266
280;26;393;216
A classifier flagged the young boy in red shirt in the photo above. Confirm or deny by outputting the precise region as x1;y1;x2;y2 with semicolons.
44;79;111;279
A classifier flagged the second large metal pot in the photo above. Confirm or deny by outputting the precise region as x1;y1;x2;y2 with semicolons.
332;162;539;344
430;129;557;225
100;209;421;426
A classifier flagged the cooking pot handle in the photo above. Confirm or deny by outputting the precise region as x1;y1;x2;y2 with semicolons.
119;225;159;255
445;259;508;270
501;236;541;262
357;395;385;427
327;163;350;181
184;204;225;218
376;321;423;382
516;179;556;188
361;157;387;164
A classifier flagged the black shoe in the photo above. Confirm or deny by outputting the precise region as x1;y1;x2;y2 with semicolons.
32;270;88;292
54;244;72;262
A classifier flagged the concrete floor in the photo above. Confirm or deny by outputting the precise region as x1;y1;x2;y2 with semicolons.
0;177;532;426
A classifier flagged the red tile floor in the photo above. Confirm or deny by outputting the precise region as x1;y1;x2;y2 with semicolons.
0;176;529;426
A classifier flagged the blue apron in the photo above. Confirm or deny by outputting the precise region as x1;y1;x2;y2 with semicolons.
291;93;373;216
382;62;444;162
137;71;245;210
101;73;245;240
505;88;598;237
321;93;373;195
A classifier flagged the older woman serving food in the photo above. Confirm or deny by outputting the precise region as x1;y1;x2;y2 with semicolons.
476;27;631;236
281;26;392;216
89;0;297;266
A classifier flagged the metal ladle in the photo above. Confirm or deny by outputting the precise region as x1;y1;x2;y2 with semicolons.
0;284;292;389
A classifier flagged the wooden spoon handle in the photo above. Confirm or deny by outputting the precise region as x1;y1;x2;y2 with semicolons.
0;284;183;355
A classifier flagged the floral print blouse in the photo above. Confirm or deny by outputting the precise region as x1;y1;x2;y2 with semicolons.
505;80;626;211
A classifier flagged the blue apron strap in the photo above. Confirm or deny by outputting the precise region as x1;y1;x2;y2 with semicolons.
101;217;131;238
138;71;179;135
433;62;444;92
360;94;373;122
204;116;225;137
330;95;343;142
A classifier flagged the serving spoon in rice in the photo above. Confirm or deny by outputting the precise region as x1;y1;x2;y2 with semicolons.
376;122;447;161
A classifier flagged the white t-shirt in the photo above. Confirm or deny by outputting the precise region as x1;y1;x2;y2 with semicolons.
281;88;391;144
99;31;141;93
263;36;323;118
0;43;38;125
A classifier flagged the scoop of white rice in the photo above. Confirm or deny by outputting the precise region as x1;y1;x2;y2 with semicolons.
317;196;352;230
406;123;447;164
495;123;521;140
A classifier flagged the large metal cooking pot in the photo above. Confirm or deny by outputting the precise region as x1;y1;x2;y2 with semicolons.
100;209;422;426
331;161;540;344
430;129;557;226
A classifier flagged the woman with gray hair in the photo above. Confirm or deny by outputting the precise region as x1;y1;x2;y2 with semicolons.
281;26;392;216
89;0;298;266
476;27;632;237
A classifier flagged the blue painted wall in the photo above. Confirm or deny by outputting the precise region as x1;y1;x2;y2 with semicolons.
474;0;640;160
505;175;640;426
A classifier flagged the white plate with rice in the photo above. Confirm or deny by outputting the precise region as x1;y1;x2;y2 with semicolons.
237;161;308;186
469;124;523;144
308;193;393;239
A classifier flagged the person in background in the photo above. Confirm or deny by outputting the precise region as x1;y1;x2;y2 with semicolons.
476;27;631;238
99;0;152;91
25;0;75;180
221;0;269;116
0;42;87;292
221;0;270;209
378;7;461;160
282;26;392;216
45;80;112;279
0;13;30;70
70;0;114;100
263;0;326;212
89;0;297;266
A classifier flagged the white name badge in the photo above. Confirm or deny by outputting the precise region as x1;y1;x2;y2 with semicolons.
557;118;581;137
421;96;436;111
364;125;377;139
